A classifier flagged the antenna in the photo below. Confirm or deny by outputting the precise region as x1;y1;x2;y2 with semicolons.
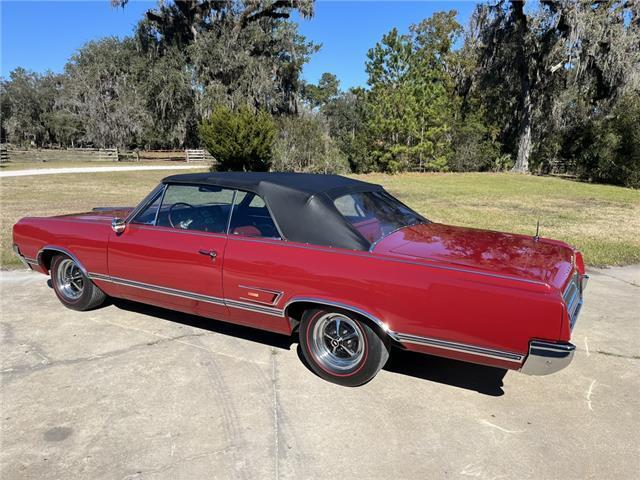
534;220;540;241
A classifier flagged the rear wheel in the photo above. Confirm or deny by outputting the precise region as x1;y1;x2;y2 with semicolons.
299;307;390;387
50;255;107;311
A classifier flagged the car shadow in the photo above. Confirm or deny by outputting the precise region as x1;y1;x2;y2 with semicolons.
383;348;507;396
111;299;506;396
111;299;293;351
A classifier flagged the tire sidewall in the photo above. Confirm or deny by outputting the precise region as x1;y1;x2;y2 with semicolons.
50;255;93;311
300;308;389;387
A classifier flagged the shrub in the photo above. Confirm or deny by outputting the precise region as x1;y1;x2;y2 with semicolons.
272;114;350;174
200;105;276;172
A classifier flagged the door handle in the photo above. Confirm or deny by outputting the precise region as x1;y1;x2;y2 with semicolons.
198;249;218;261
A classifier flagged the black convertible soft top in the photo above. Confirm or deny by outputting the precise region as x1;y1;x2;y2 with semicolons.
162;172;384;250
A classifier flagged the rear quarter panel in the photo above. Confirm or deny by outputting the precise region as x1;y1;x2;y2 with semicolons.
223;237;564;360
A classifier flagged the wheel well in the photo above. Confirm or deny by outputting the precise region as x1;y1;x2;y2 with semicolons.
38;249;58;272
285;300;393;345
37;248;87;275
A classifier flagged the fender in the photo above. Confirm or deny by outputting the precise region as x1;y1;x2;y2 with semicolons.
37;245;90;276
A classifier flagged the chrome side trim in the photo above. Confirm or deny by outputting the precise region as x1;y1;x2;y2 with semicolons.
392;332;525;364
125;183;166;223
132;221;545;288
228;236;548;287
92;275;226;306
284;297;390;333
36;246;90;276
152;184;168;226
520;340;575;375
88;273;285;317
88;272;112;282
224;299;283;317
225;190;238;234
84;270;534;366
135;224;229;239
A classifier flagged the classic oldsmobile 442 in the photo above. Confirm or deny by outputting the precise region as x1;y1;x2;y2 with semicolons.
13;172;588;386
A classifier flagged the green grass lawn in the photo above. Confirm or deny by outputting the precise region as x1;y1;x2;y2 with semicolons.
1;168;208;269
2;170;638;268
357;172;640;267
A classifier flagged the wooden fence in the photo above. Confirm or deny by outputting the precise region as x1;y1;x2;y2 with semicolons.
2;147;118;163
0;146;214;164
186;149;214;163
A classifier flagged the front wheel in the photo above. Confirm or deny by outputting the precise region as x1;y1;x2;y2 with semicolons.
299;308;390;387
50;254;107;311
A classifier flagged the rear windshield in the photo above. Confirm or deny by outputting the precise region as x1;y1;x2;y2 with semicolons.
332;191;425;245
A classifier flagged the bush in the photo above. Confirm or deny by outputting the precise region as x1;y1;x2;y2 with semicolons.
200;105;276;172
272;114;350;174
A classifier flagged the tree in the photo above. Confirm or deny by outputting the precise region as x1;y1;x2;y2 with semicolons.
112;0;315;44
121;0;318;117
1;68;61;147
199;105;276;171
272;112;349;173
302;72;340;109
471;0;639;173
322;88;372;172
60;38;152;148
364;13;461;172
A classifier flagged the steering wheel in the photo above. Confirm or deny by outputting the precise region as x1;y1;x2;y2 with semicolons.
168;202;201;229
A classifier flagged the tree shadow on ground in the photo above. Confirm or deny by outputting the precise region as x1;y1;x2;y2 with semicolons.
112;298;506;396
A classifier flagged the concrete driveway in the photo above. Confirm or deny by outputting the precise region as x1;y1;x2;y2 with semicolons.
1;266;638;479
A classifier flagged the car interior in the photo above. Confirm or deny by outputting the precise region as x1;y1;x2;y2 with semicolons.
148;188;280;238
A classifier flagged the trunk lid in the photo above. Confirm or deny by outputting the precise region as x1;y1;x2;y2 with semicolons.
373;223;575;289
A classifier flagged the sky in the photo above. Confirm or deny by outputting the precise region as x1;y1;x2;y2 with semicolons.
1;1;477;89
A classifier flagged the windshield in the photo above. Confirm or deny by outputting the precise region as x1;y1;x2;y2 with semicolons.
332;190;426;246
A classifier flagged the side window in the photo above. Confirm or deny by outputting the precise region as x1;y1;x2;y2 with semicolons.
156;184;235;233
228;191;281;239
131;189;163;225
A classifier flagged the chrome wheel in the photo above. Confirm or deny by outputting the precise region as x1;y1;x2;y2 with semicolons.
310;313;365;371
55;258;84;301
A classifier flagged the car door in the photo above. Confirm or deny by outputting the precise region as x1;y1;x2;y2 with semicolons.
107;183;235;319
221;190;292;333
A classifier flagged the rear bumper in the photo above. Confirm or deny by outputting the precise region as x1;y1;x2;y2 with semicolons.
520;340;576;375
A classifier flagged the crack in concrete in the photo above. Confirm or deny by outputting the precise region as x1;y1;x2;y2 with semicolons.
120;445;238;479
0;332;207;377
84;317;270;366
576;346;639;360
595;350;640;360
590;270;639;288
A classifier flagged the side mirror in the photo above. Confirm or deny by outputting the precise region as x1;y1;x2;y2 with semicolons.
112;217;126;234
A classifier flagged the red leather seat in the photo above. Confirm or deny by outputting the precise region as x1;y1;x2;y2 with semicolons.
232;225;261;237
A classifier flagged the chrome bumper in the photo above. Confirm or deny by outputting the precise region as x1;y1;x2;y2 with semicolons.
520;340;576;375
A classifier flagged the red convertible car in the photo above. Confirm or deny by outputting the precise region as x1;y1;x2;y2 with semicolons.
13;172;587;386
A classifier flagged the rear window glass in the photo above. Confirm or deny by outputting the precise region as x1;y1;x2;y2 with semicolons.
333;191;424;245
